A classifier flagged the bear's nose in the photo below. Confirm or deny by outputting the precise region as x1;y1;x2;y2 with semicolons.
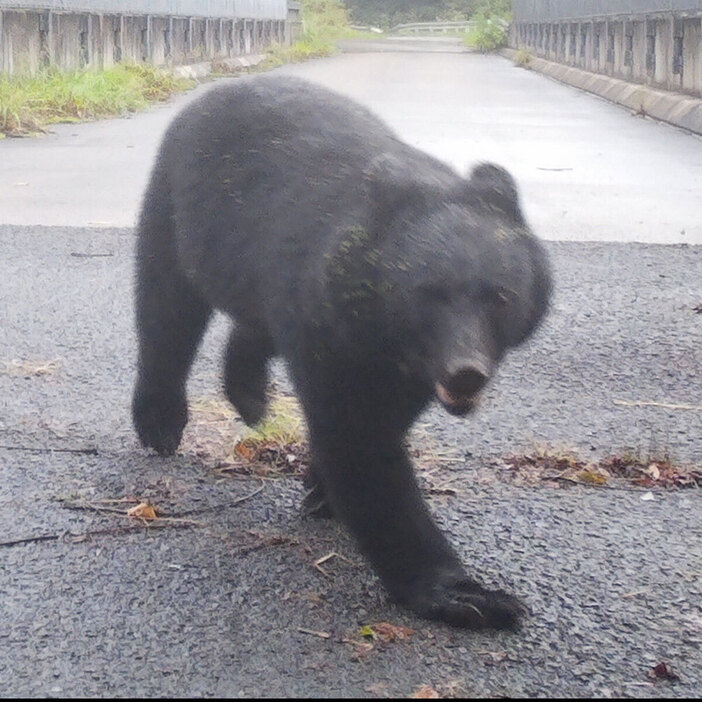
435;360;492;416
444;353;492;394
446;365;490;398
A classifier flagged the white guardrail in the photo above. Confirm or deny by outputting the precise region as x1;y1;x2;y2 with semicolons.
389;21;477;35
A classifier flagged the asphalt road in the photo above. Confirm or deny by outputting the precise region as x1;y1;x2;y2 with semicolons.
1;42;701;697
2;45;701;245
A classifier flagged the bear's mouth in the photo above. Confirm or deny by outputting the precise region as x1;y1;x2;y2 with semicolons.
435;382;480;416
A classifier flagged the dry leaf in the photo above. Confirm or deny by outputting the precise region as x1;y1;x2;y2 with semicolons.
371;621;415;642
360;621;415;642
126;502;157;520
234;440;255;460
360;624;377;640
410;685;440;699
576;469;608;485
647;661;679;682
645;463;661;480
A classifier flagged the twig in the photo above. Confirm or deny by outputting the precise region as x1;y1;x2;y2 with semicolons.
614;399;702;412
298;627;331;639
314;551;355;577
172;482;265;517
541;475;616;489
0;444;98;455
0;533;65;548
56;483;265;520
0;522;195;549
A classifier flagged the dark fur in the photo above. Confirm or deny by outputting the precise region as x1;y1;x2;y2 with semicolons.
133;74;551;629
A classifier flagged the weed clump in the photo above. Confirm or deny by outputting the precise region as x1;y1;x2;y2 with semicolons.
0;63;192;136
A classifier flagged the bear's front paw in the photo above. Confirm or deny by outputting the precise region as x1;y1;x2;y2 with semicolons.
132;387;188;456
405;571;526;630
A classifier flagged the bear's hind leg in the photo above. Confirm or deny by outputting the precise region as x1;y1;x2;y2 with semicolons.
132;176;212;455
223;324;273;427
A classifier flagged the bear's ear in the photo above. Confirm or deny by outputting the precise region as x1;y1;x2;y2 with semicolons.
364;153;432;234
463;162;525;225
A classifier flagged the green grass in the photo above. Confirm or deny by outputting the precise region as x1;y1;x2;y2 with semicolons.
463;13;509;52
514;48;532;67
260;0;353;68
0;63;193;136
240;396;305;448
0;0;350;136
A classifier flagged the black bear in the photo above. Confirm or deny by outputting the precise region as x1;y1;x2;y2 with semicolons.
133;74;551;630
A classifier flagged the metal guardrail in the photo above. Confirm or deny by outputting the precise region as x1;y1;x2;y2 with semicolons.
513;0;702;22
0;0;288;20
389;21;477;34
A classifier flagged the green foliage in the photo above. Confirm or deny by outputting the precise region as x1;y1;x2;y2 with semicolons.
302;0;350;38
465;11;509;51
473;0;511;16
342;0;511;29
0;63;191;136
262;0;351;68
343;1;473;28
514;48;532;67
245;396;305;447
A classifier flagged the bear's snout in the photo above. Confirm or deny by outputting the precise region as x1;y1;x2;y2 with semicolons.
435;360;491;416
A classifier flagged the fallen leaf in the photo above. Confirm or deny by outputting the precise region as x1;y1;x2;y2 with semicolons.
359;624;377;640
410;685;440;698
234;440;255;460
647;661;680;682
645;463;661;480
126;502;158;520
576;469;608;485
369;621;415;642
360;621;415;642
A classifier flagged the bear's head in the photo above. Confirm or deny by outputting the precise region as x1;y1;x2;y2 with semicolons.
355;156;552;416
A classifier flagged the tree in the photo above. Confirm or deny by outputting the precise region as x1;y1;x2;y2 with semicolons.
343;1;481;28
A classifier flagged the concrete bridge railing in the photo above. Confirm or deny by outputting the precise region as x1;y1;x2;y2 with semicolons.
0;0;302;75
510;0;702;98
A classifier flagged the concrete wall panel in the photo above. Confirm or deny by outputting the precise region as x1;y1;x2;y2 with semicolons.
0;1;294;74
511;6;702;98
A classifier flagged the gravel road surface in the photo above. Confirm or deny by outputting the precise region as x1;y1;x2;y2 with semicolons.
1;225;700;697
